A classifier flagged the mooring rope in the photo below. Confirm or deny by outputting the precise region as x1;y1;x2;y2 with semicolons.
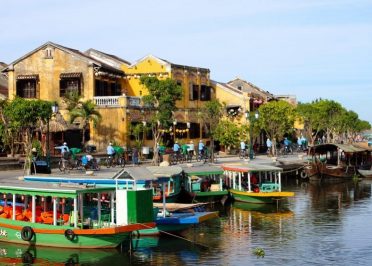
281;165;306;174
138;222;210;249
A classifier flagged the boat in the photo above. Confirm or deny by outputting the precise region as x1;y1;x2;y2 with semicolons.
358;169;372;178
222;163;294;204
304;143;369;180
136;202;218;236
0;180;155;248
23;166;184;203
181;165;229;203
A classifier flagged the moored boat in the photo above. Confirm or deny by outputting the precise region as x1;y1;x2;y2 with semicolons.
358;169;372;178
181;165;228;203
24;166;184;203
222;163;294;204
0;180;154;248
305;144;369;180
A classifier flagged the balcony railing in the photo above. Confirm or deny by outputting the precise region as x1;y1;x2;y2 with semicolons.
127;96;141;107
93;96;120;107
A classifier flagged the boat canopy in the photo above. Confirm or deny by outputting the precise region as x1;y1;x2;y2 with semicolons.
182;165;224;176
0;181;115;198
117;166;183;181
309;143;367;154
222;163;283;173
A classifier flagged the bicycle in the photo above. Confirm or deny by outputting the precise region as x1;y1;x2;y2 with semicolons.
239;149;249;159
58;158;74;173
105;154;125;168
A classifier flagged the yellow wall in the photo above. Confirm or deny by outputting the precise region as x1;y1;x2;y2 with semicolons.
9;46;94;102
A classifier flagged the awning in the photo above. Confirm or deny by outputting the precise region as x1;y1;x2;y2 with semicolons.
60;72;82;79
17;74;39;80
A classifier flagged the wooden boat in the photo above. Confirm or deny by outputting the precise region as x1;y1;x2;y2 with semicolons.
0;180;155;248
24;166;184;203
181;165;228;203
222;163;294;204
358;169;372;178
304;144;369;180
136;202;218;236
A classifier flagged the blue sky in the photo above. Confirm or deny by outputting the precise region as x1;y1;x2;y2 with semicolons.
1;0;371;124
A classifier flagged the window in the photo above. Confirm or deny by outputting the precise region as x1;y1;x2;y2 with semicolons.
60;78;81;97
189;123;200;139
200;85;211;101
16;79;37;98
44;48;53;59
189;84;199;101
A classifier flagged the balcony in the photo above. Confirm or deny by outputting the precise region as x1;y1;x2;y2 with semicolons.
94;96;120;107
93;96;143;108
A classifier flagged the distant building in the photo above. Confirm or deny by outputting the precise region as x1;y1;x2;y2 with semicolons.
0;62;8;99
275;94;297;106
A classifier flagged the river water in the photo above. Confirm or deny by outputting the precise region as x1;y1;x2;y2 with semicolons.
1;178;372;265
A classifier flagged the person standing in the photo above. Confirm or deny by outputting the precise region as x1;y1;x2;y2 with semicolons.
187;140;195;157
266;138;272;156
132;147;139;165
106;142;115;157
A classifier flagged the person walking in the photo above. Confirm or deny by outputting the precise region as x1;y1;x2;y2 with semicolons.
266;138;272;156
132;147;139;165
198;140;205;156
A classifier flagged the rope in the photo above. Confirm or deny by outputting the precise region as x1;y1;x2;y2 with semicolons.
281;165;305;174
138;222;210;249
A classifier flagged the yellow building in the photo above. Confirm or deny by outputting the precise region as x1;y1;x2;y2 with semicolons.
2;42;214;153
121;55;213;149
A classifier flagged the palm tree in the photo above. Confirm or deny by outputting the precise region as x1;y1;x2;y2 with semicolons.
69;100;102;146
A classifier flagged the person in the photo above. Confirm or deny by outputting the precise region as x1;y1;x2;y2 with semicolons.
107;142;115;157
187;140;195;157
132;147;139;165
198;140;205;155
266;138;272;156
240;140;246;152
300;135;307;150
173;141;180;154
181;142;188;157
61;142;69;153
297;136;303;150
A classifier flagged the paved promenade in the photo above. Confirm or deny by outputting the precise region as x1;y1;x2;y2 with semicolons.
0;153;307;182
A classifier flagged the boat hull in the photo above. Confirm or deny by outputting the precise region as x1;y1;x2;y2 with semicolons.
358;169;372;178
229;189;294;204
135;211;218;236
192;191;229;203
0;218;154;249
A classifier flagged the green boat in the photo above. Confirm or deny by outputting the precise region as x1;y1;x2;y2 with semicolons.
182;165;228;203
222;163;295;204
0;180;154;248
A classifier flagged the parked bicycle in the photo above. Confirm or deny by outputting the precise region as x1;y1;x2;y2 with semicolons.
239;149;249;159
105;154;125;168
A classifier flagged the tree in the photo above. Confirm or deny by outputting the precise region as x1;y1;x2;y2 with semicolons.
214;119;240;152
199;99;224;162
257;100;295;155
3;97;52;173
140;76;183;165
69;100;102;146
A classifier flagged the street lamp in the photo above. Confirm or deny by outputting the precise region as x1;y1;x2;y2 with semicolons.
173;119;177;142
245;111;259;160
47;102;59;168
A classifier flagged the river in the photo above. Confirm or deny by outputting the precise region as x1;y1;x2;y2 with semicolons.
1;178;372;265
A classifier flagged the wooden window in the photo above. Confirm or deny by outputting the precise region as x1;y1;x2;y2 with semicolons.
16;80;37;98
60;78;81;97
189;123;200;139
200;85;211;101
189;84;199;101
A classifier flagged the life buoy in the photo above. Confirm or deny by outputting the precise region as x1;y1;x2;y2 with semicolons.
64;229;76;241
22;251;34;264
300;171;308;179
21;226;34;241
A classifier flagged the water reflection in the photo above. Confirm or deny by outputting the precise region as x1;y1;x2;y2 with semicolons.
0;242;119;265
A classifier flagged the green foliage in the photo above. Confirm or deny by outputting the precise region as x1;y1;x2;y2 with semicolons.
253;247;265;258
140;77;183;129
214;119;240;148
140;76;183;164
257;101;295;152
63;90;81;111
69;99;102;145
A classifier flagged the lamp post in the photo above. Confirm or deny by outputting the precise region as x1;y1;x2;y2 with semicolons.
245;111;259;160
47;102;59;168
173;120;177;142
